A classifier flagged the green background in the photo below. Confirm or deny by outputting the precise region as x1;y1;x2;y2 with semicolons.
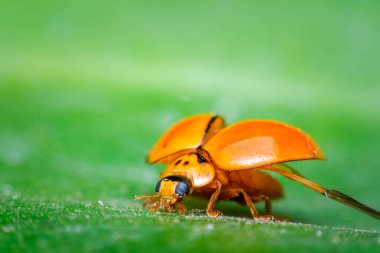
1;1;380;252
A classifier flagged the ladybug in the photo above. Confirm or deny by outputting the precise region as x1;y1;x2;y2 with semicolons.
136;114;380;220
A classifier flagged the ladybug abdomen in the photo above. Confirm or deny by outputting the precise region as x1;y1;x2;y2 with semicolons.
227;168;284;199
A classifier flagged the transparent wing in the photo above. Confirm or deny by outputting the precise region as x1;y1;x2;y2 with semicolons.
273;163;304;177
259;165;380;220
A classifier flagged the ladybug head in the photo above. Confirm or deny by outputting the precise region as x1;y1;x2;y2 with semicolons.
155;176;192;205
135;175;192;212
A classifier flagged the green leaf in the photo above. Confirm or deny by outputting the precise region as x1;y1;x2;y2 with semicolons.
1;1;380;252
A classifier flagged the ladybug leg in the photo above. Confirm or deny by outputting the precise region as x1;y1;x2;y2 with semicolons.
146;202;160;211
237;190;283;221
175;202;186;214
251;194;272;214
249;194;287;221
262;195;272;215
166;204;175;212
206;180;222;217
236;189;259;217
135;194;160;210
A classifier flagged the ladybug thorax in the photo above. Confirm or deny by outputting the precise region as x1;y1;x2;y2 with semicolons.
160;152;216;188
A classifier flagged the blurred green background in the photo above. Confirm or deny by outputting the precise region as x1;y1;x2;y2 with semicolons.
1;1;380;252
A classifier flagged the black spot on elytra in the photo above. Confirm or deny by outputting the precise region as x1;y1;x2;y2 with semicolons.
174;160;182;165
183;161;189;166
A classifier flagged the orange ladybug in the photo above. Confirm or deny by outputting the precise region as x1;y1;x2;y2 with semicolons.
136;114;380;220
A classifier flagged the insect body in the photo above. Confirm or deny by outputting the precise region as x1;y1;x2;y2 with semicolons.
136;114;380;220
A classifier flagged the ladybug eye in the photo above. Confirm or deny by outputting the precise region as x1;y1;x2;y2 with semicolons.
175;181;190;196
155;179;163;193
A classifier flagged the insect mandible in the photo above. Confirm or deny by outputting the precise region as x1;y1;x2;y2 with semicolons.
136;114;380;221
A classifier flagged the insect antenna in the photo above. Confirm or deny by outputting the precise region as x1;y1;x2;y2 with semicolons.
134;193;160;200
